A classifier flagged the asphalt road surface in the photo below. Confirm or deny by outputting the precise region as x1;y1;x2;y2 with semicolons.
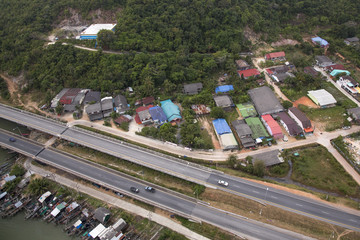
0;131;313;240
0;105;359;231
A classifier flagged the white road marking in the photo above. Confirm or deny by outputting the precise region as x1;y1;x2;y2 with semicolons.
296;204;303;207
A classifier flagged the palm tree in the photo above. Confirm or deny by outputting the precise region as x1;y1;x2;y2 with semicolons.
27;178;51;196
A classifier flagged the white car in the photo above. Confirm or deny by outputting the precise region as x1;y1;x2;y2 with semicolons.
218;180;229;187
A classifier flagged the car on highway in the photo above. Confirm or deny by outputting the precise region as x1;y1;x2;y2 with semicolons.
218;180;228;187
130;187;139;193
9;137;16;142
145;186;155;193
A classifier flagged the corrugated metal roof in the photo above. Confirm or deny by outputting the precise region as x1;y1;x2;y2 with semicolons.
149;106;167;122
81;24;116;36
261;114;282;136
215;85;234;93
248;86;284;115
308;89;337;106
160;99;181;122
213;119;232;135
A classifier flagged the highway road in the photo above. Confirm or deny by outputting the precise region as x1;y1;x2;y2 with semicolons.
0;105;359;231
0;131;312;240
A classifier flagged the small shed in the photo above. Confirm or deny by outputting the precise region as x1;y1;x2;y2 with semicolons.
312;37;329;47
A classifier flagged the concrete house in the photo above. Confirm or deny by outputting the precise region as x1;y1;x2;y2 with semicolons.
213;95;234;111
237;69;261;79
135;106;153;125
308;89;337;108
277;112;303;136
213;119;238;151
235;59;251;71
80;24;117;40
315;56;334;68
248;86;284;115
113;95;129;114
160;99;182;122
288;107;313;134
265;51;286;61
261;114;283;139
304;66;319;78
183;83;203;95
84;91;101;105
344;37;359;46
101;97;113;118
149;106;167;124
231;120;255;148
86;103;103;121
252;150;284;167
312;37;329;48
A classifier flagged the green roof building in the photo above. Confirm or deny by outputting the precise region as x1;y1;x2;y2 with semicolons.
245;117;269;139
236;103;257;118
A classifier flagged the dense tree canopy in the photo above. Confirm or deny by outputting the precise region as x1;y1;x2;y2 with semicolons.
0;0;359;97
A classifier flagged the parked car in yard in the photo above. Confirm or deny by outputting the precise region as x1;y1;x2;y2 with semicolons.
218;180;229;187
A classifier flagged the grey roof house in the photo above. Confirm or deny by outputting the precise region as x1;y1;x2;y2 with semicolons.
101;97;113;118
288;107;312;132
248;86;284;116
235;60;251;71
252;150;284;167
86;103;103;121
84;91;101;104
213;95;234;111
231;120;255;148
315;56;334;68
277;112;303;136
344;37;359;46
114;95;129;114
183;83;203;95
272;72;295;83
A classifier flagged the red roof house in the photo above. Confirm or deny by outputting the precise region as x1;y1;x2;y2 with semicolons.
265;51;286;61
261;114;283;139
237;69;261;79
325;64;345;72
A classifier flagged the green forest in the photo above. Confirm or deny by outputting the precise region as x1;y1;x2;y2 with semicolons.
0;0;359;99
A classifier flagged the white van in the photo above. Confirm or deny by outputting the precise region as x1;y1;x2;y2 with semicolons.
283;135;288;142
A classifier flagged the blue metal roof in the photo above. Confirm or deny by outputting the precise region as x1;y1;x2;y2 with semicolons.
149;106;167;123
311;37;329;46
160;99;182;122
330;70;350;77
215;85;234;94
213;118;232;135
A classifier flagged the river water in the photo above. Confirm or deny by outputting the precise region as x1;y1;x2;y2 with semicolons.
0;212;73;240
0;118;71;239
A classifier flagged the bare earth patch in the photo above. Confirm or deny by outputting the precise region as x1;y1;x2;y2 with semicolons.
271;39;300;47
198;117;221;150
293;96;319;108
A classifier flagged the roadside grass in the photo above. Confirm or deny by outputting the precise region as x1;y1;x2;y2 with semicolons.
76;125;216;165
322;82;357;109
267;161;290;178
298;104;346;131
175;216;239;240
199;127;214;149
56;142;200;197
285;145;359;197
202;188;360;240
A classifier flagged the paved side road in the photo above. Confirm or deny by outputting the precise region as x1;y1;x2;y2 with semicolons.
24;159;210;240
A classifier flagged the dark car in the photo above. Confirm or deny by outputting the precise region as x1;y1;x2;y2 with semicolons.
9;137;16;142
145;186;155;193
130;187;139;193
